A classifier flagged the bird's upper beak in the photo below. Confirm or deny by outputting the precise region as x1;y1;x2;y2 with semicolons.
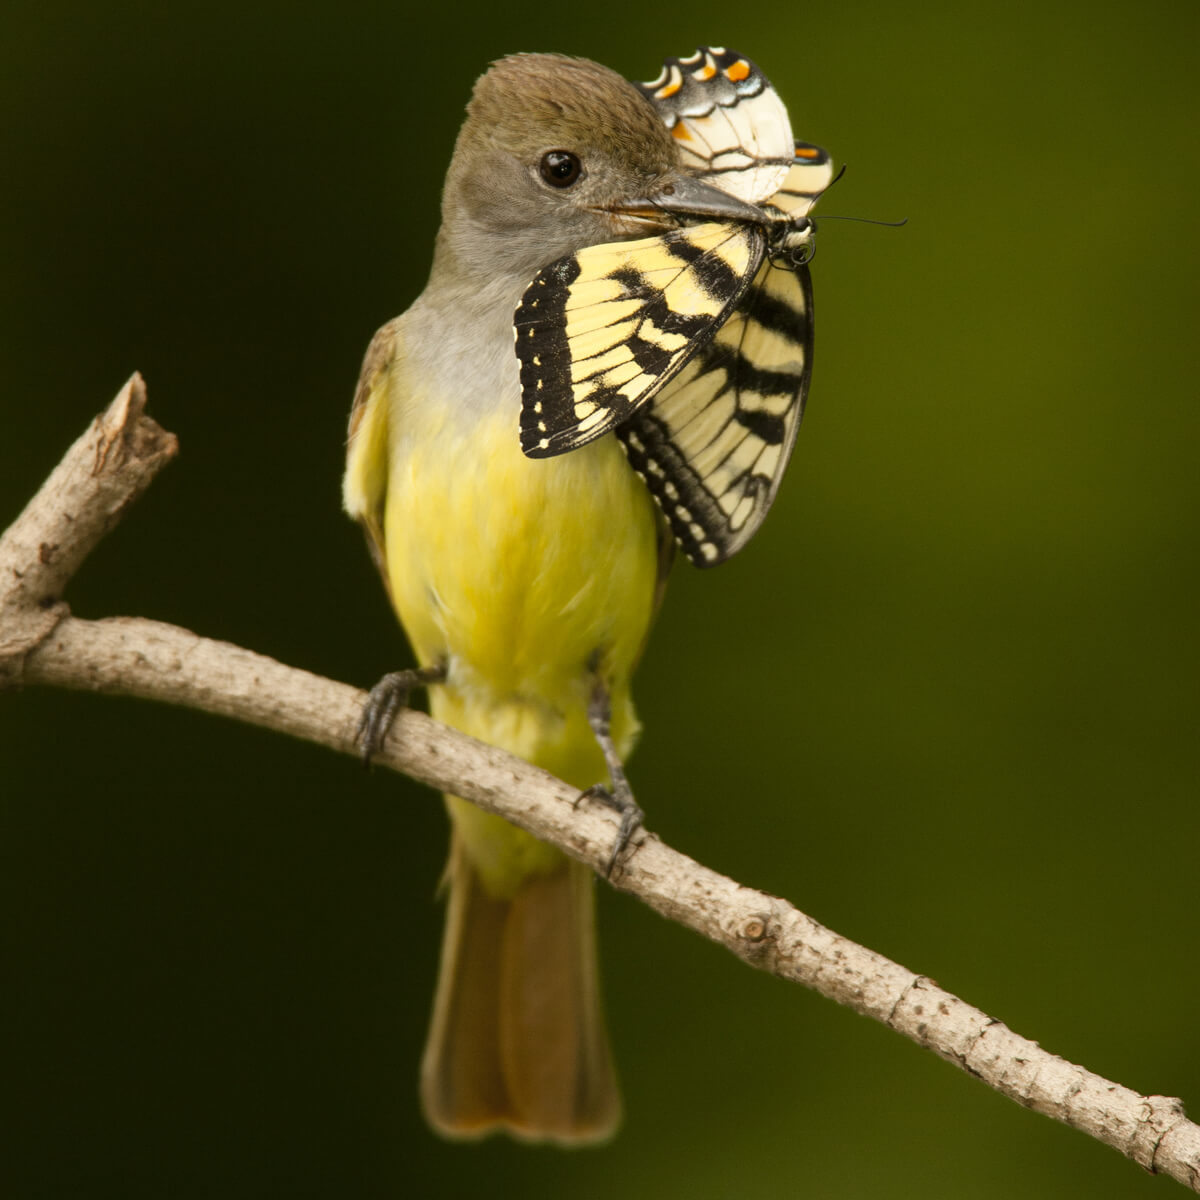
603;174;765;232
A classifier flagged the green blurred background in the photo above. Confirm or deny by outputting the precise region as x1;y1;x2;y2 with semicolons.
2;2;1196;1196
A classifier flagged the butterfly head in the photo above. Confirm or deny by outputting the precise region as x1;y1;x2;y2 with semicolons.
768;215;816;267
441;53;765;279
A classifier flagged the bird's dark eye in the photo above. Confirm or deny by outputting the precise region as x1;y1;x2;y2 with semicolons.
539;151;582;188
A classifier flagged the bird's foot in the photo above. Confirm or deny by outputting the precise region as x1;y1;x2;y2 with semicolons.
582;676;644;877
356;662;447;765
578;780;644;878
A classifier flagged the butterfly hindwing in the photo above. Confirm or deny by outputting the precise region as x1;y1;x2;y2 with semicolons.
637;47;794;205
766;141;837;220
617;256;812;566
516;223;764;457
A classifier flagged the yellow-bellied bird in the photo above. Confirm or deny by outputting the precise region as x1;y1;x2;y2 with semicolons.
344;48;826;1143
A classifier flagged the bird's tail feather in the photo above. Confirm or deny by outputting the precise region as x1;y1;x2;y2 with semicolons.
419;833;620;1144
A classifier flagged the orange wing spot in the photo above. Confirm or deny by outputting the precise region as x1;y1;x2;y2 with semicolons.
795;146;820;159
695;64;716;80
671;124;692;141
656;80;682;98
725;59;751;82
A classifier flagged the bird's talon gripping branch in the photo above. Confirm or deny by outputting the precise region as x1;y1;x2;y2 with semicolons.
356;662;447;765
580;783;645;878
575;782;606;811
585;679;645;876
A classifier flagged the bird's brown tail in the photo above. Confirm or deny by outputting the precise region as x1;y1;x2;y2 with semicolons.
419;836;620;1144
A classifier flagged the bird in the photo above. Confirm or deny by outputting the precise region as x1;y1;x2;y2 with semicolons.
343;48;826;1144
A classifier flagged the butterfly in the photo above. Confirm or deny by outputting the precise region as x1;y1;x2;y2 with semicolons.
514;47;835;566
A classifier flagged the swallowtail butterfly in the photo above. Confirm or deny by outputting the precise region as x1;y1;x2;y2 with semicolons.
514;47;834;566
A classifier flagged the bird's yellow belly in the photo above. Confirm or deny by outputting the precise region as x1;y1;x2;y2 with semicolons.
384;408;659;892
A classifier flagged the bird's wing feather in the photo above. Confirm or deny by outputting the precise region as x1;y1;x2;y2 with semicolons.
343;318;399;592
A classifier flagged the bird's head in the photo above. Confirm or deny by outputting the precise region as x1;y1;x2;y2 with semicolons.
438;53;763;280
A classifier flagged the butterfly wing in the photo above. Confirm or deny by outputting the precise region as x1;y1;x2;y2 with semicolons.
766;141;837;220
514;49;826;557
636;47;795;205
617;256;813;566
619;49;824;562
516;223;764;457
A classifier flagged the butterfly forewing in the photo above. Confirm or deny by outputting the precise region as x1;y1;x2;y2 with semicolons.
617;257;812;566
637;47;794;205
516;224;764;458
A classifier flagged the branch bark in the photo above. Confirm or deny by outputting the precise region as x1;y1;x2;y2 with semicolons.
4;377;1198;1191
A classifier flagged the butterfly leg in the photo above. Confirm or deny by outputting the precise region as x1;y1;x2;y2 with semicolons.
356;662;447;765
579;678;644;878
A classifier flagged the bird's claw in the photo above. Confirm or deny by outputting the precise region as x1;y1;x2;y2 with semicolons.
578;781;644;878
355;663;446;766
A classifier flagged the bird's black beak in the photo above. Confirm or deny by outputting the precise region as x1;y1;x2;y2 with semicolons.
605;175;765;230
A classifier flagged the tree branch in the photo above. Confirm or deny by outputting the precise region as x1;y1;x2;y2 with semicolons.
3;378;1198;1192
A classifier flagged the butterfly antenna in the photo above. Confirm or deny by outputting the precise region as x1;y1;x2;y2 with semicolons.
825;162;848;192
814;214;908;228
811;164;907;227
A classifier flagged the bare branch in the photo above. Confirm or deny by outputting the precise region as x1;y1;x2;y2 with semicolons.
4;382;1198;1192
0;373;177;687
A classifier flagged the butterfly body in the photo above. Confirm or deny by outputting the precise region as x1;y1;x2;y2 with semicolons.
514;48;833;565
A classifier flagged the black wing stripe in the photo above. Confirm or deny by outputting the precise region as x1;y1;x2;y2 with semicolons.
742;277;808;341
666;238;744;301
734;407;787;444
